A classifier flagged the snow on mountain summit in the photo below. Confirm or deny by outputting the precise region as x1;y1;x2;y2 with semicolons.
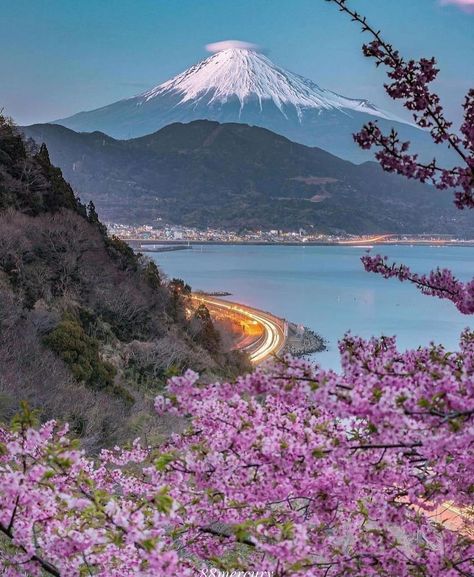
139;48;395;121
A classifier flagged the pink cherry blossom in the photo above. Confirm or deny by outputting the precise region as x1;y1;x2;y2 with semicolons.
1;336;473;576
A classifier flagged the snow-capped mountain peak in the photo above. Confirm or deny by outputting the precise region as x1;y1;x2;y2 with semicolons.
54;41;429;164
139;48;395;121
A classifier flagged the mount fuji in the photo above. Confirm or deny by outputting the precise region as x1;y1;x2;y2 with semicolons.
53;45;442;163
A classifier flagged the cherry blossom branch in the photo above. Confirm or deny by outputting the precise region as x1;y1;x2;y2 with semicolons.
361;253;474;314
0;522;60;577
323;0;474;310
326;0;468;157
326;0;474;209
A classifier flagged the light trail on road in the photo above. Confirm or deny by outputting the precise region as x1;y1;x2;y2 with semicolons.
192;295;286;364
337;234;393;245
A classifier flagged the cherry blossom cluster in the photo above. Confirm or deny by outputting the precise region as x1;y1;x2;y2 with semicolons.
354;121;473;209
2;331;473;576
0;407;193;577
327;0;474;209
362;253;474;314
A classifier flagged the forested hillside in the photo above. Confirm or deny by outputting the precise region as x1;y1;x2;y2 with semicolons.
0;115;247;451
23;120;473;235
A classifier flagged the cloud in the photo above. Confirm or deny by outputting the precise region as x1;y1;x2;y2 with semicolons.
439;0;474;13
205;40;261;53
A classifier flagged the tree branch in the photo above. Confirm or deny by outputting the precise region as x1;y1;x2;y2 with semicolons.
0;522;60;577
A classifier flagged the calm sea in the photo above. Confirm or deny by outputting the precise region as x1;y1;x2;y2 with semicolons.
151;245;473;370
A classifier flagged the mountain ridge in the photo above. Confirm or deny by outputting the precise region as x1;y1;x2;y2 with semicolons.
22;120;472;235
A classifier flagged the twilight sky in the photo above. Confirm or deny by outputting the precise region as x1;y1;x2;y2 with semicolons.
1;0;473;126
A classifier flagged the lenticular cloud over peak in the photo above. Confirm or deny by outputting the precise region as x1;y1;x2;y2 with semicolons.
205;40;261;53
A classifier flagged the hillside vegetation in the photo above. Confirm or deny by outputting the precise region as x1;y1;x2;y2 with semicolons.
0;115;248;451
23;120;473;235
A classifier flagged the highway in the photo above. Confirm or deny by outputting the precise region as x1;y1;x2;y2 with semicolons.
191;295;287;364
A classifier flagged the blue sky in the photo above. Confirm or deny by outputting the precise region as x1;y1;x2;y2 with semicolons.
1;0;472;126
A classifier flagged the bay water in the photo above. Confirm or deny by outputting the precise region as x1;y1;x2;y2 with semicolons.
151;245;473;370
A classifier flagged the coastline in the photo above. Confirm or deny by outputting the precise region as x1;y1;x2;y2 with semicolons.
192;294;326;364
281;323;327;358
191;294;287;364
128;239;474;248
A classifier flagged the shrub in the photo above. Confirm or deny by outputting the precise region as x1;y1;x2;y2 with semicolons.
106;235;139;270
44;317;116;390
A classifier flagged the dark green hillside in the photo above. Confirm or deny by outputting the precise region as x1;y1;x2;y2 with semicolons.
0;115;248;451
23;120;473;235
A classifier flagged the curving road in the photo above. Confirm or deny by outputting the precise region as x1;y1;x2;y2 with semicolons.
192;295;287;364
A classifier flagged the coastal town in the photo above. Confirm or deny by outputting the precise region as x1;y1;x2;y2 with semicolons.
108;222;474;246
